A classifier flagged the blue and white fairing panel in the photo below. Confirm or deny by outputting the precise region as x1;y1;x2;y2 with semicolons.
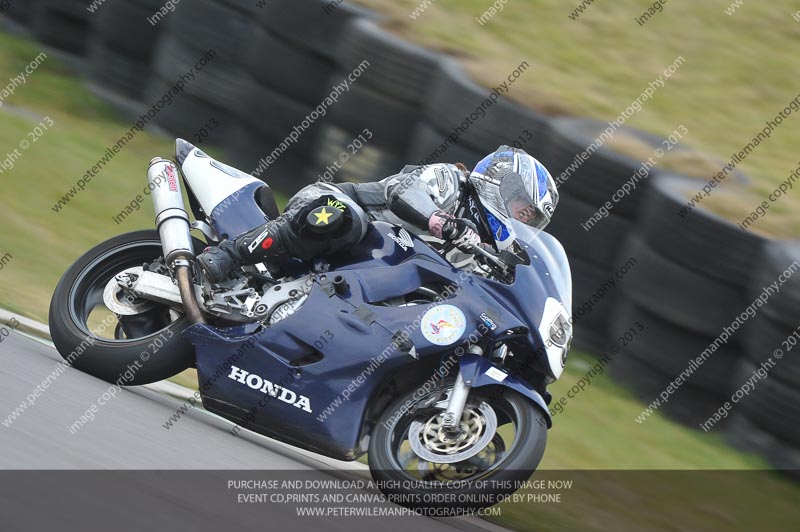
180;146;263;214
178;143;270;240
512;220;573;379
513;220;572;314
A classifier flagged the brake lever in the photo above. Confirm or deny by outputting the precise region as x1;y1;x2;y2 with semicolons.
469;245;514;283
471;244;507;269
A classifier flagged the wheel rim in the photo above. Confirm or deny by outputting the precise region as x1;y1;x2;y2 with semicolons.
67;239;183;343
408;402;498;464
386;389;524;483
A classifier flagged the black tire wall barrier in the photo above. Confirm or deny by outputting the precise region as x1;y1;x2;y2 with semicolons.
32;0;93;55
89;41;152;100
641;174;765;284
3;0;38;25
95;0;164;61
729;241;800;474
258;0;373;61
607;173;763;431
425;59;548;160
246;27;338;107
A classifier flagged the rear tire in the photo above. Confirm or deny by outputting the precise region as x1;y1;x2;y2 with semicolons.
49;230;205;385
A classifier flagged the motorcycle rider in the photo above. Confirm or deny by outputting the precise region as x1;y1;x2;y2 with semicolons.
197;145;559;282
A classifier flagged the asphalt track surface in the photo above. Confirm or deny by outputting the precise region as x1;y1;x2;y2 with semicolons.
0;330;509;532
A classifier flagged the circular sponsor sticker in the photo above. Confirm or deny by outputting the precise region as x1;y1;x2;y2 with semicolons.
421;305;467;346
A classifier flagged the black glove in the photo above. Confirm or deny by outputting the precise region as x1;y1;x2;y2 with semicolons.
430;212;481;251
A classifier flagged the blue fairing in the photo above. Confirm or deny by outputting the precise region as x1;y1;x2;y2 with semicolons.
209;181;269;240
185;219;569;460
459;354;551;428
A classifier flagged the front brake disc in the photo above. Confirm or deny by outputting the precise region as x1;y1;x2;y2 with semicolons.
407;401;498;464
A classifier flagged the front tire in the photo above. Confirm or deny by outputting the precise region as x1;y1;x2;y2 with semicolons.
49;230;205;385
368;384;548;515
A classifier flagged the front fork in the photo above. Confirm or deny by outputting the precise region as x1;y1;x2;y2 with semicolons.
441;345;485;428
441;370;470;428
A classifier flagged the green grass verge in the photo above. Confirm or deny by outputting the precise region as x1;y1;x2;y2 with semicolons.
0;31;181;320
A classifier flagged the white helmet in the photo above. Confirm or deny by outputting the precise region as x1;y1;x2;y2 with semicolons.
469;146;559;231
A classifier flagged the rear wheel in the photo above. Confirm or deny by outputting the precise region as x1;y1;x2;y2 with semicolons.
49;230;205;385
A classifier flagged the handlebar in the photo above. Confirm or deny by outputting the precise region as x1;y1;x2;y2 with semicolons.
471;243;506;268
469;244;515;283
439;223;513;280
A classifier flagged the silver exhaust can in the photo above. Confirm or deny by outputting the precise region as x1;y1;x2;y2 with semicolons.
148;157;195;264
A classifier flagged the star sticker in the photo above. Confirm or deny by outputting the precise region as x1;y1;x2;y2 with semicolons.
313;207;333;225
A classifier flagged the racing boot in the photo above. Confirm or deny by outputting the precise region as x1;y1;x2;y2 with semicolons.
196;220;291;283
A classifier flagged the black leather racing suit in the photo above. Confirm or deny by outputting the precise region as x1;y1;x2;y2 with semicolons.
253;163;488;267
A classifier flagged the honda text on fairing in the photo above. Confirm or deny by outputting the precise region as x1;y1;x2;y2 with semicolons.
49;139;573;513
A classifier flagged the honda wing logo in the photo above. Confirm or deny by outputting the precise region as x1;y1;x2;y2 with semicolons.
388;228;415;251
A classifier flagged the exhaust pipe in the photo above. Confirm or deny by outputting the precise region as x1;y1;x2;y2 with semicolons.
148;158;194;264
174;259;205;325
148;157;205;324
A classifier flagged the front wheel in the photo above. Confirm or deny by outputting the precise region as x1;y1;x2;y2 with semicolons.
49;230;205;385
368;383;548;515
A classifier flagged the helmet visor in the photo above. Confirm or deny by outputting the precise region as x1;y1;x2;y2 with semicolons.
499;172;548;228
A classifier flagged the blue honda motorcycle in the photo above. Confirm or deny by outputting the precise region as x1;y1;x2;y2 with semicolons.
50;140;573;512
